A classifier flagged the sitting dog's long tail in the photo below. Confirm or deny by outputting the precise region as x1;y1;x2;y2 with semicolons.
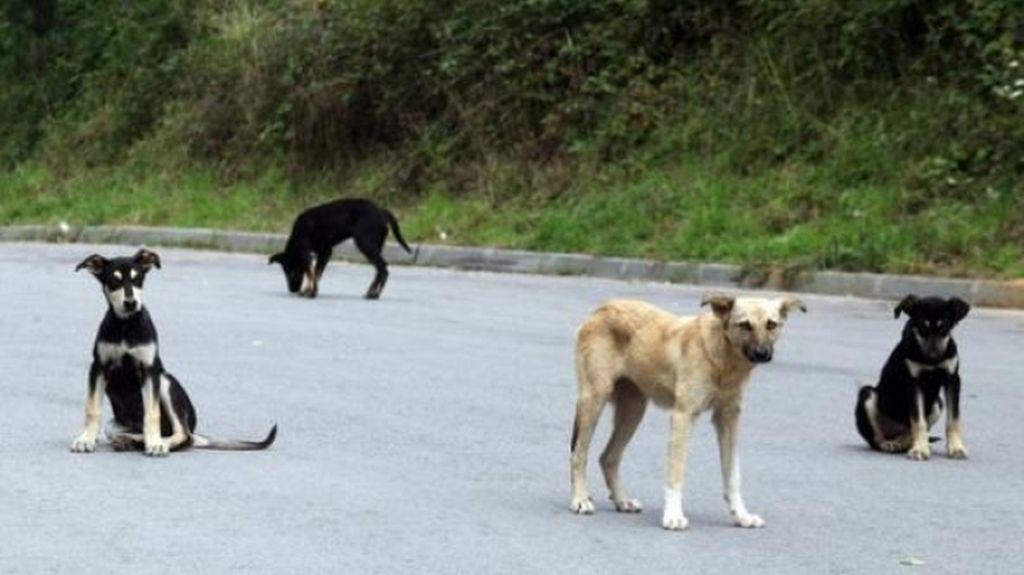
192;424;277;451
385;210;412;253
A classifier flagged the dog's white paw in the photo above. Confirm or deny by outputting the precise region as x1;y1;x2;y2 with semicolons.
948;443;968;459
70;434;97;453
733;511;765;528
907;446;931;461
662;508;689;531
570;496;595;514
613;498;643;513
144;440;169;457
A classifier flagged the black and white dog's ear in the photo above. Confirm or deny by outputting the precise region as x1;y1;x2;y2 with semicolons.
948;297;971;324
75;254;108;275
268;252;283;265
894;294;919;319
133;248;161;271
778;296;807;318
701;294;735;319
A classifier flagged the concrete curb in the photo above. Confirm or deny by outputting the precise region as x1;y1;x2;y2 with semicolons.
2;224;1022;309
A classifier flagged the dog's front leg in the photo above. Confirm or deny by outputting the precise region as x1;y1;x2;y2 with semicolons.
907;387;931;461
713;405;764;528
945;376;968;459
663;406;696;531
71;368;106;453
141;371;168;457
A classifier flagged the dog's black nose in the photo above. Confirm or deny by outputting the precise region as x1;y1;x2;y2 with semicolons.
748;347;773;363
123;300;138;311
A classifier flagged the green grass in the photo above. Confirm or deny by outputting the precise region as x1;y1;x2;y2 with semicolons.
2;146;1020;280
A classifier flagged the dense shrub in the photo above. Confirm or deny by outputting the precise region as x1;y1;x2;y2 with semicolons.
1;0;1021;187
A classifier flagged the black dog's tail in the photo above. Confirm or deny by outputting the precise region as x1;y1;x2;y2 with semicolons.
192;424;277;451
384;209;412;253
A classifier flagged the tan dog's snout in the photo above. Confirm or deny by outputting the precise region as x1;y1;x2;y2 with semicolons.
702;294;806;365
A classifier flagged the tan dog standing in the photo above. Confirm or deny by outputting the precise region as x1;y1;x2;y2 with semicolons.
569;295;805;530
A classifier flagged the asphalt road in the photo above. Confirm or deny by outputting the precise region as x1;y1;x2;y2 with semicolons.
2;242;1022;574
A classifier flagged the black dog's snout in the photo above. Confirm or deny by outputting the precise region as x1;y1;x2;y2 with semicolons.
123;300;138;311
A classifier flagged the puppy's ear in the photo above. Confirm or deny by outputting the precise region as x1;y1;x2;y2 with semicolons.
701;294;735;319
778;296;807;318
894;294;919;319
269;253;283;265
133;248;161;271
75;254;108;275
948;297;971;324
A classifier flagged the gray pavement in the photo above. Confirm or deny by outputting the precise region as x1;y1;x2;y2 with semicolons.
1;242;1022;574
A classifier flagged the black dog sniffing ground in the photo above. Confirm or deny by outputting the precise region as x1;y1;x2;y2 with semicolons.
269;198;412;299
855;295;970;460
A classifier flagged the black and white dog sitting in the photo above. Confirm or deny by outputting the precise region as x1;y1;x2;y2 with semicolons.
269;198;412;299
71;249;277;456
855;295;970;460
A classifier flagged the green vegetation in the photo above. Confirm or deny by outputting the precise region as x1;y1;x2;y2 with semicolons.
2;1;1022;278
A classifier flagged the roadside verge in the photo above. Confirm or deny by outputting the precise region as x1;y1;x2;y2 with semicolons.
3;224;1022;309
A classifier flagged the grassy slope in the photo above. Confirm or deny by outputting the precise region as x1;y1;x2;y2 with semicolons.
2;142;1020;280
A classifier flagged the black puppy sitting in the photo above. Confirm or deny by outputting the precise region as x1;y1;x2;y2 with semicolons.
269;198;412;299
855;295;970;460
72;249;277;456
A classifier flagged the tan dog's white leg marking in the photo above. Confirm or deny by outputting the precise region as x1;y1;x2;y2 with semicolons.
71;374;106;453
662;406;696;530
713;406;764;528
142;374;168;457
600;382;647;513
907;388;931;461
945;385;968;459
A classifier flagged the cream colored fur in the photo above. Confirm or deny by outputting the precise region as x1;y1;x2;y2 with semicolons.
569;295;805;531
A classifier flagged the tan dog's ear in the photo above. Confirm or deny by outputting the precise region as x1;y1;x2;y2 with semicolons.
701;294;735;319
75;254;108;275
778;297;807;318
133;248;161;271
894;294;919;319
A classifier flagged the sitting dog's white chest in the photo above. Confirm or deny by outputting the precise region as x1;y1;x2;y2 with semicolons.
96;341;157;367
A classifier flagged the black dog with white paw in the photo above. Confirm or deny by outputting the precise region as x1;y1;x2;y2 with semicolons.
855;295;970;460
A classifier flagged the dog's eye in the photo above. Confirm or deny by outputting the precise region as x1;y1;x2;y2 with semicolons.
738;321;753;331
766;320;778;330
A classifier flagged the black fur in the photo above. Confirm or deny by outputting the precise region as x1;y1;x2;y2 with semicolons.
75;249;276;455
854;295;970;451
269;198;412;299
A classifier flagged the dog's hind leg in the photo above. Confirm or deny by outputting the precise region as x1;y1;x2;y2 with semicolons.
71;368;106;453
713;404;764;528
160;375;191;451
600;379;647;513
355;229;388;299
570;348;614;515
855;386;883;450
